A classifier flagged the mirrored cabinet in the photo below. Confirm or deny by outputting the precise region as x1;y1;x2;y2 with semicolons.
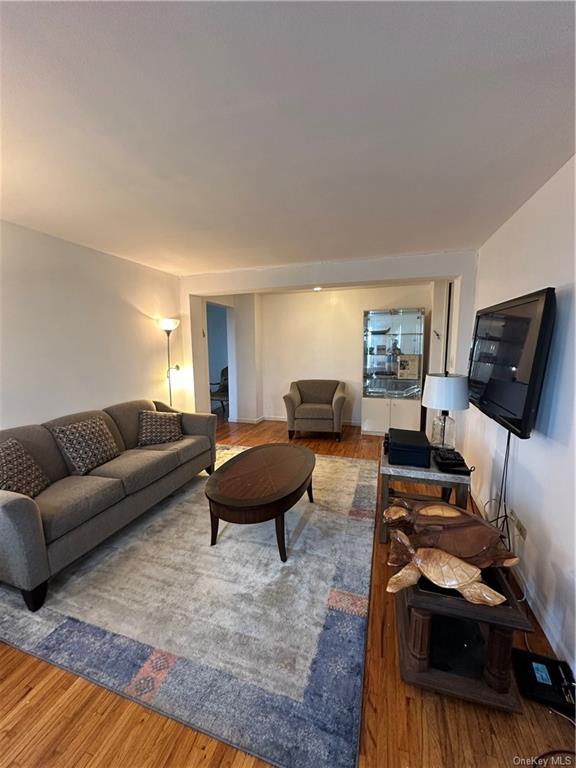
361;308;425;434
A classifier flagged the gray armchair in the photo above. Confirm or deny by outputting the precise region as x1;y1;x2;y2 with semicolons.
283;380;346;442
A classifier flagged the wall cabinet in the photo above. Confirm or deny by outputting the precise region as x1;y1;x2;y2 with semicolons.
361;308;425;435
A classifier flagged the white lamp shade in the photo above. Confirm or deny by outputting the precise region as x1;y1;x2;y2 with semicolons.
158;318;180;332
422;374;469;411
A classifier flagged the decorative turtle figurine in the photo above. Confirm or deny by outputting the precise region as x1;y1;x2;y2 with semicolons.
386;530;507;606
384;500;519;570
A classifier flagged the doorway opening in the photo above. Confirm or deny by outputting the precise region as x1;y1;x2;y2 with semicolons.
207;302;229;421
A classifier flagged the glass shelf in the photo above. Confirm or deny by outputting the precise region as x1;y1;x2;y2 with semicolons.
363;308;425;398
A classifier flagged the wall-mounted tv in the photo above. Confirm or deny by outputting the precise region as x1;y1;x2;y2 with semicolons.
468;288;555;438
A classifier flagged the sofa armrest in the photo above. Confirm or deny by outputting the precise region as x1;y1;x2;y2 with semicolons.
154;401;217;464
0;491;50;591
283;383;301;429
332;382;346;432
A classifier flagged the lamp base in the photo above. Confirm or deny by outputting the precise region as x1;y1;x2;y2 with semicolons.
430;413;456;449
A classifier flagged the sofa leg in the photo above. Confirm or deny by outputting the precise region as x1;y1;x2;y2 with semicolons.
22;581;48;612
288;430;295;440
336;432;341;442
206;464;215;475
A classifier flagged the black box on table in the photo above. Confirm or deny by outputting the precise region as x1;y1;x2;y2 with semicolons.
387;428;431;468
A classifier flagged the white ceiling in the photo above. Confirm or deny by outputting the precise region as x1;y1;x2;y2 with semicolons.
1;2;573;276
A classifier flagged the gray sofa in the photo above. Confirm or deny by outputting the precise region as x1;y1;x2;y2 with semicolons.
0;399;216;611
283;380;346;441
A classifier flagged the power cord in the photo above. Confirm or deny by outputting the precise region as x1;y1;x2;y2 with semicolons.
486;430;512;549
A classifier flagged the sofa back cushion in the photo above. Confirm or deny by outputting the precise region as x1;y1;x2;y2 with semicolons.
104;400;157;449
297;380;339;404
0;437;51;497
48;416;121;475
0;424;69;483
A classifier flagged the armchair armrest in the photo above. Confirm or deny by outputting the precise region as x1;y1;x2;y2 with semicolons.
154;401;217;464
283;383;301;429
0;490;50;591
332;382;346;432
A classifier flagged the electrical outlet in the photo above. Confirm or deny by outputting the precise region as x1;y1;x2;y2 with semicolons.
508;509;527;541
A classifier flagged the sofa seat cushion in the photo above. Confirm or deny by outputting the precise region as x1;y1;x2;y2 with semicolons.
36;475;125;542
139;435;211;465
90;449;179;494
295;403;334;420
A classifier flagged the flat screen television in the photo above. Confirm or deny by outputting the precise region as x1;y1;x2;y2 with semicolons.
468;288;555;438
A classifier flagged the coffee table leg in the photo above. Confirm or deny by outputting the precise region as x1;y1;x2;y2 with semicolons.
210;511;219;546
307;478;314;503
275;513;287;562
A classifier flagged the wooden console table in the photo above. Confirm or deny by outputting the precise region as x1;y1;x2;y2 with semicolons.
394;568;532;712
379;447;471;542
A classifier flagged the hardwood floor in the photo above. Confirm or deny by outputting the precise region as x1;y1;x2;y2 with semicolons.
0;421;573;767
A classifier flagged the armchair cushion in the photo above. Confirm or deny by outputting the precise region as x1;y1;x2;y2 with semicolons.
296;380;339;404
295;403;333;420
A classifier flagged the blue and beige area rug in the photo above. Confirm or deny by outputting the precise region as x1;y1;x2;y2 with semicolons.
0;446;377;768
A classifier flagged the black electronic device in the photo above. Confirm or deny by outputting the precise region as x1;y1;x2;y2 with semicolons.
433;448;473;476
468;288;555;439
512;648;575;718
387;429;431;468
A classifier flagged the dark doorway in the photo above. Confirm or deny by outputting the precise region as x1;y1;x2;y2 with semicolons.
207;303;229;420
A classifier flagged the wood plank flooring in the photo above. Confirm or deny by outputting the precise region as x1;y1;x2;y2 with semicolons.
0;421;573;767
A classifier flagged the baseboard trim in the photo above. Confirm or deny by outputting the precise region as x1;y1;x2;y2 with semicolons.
227;417;265;425
361;430;387;437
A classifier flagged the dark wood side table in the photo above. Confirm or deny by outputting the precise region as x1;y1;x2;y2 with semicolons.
379;447;471;542
394;568;532;712
205;443;315;562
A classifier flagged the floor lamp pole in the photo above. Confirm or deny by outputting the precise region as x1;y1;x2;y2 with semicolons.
165;330;173;406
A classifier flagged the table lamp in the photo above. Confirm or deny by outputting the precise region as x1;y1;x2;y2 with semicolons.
422;374;469;449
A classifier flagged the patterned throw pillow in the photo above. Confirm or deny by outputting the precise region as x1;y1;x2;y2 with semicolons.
137;410;183;446
0;438;51;497
50;417;121;475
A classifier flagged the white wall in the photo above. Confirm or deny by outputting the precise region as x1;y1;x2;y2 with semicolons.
261;284;432;423
0;222;182;426
463;157;575;669
233;294;263;423
180;248;477;372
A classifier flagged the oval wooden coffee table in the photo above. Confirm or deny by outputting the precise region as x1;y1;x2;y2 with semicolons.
205;444;315;562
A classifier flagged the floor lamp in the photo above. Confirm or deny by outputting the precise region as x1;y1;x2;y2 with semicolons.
158;318;180;406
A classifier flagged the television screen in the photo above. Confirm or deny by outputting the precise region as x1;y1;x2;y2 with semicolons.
468;288;555;438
